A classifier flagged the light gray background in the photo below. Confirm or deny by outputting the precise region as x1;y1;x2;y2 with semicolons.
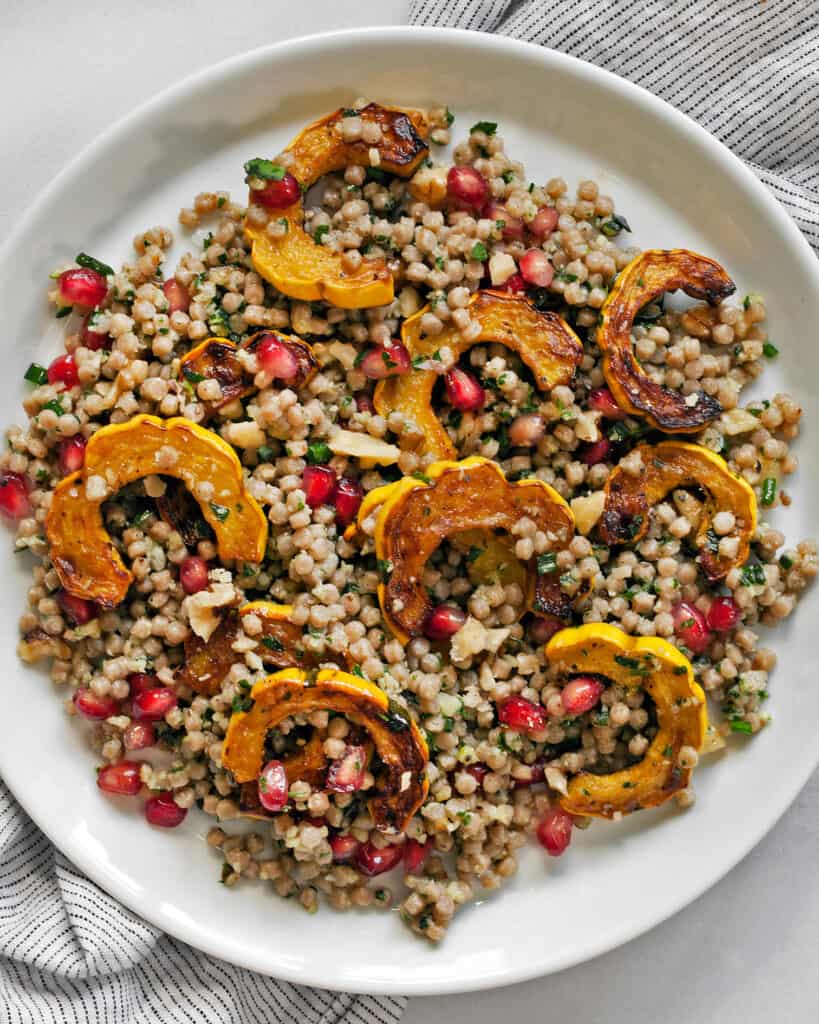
1;1;817;1020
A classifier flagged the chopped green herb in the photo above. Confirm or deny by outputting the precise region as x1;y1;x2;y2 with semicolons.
257;445;273;463
243;158;286;181
471;241;488;261
42;398;65;416
501;169;515;184
305;441;331;465
466;545;485;563
762;342;779;358
209;501;230;522
614;654;641;670
740;563;766;586
673;665;688;676
24;363;48;385
412;471;432;484
470;120;497;135
76;252;114;277
445;107;455;126
779;553;794;570
55;306;72;318
600;213;631;237
182;366;205;384
366;167;388;185
537;552;557;575
313;225;330;245
760;477;777;506
662;745;674;757
729;719;753;735
376;558;393;582
261;636;284;652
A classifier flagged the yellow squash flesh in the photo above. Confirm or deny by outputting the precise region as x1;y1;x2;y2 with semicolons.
597;249;735;432
546;624;707;818
222;667;429;831
366;456;575;643
600;441;757;580
375;289;584;459
46;415;267;607
246;103;429;308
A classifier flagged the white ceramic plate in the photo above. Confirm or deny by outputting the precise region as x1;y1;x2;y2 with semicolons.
1;26;818;996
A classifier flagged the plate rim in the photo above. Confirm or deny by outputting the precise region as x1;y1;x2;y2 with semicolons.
2;24;818;995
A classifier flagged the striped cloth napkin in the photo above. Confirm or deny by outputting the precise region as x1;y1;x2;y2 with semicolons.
0;776;404;1021
409;0;819;254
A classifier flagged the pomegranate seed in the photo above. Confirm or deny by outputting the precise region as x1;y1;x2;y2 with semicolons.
446;165;489;209
47;353;79;389
132;687;178;722
707;595;741;632
359;343;411;380
123;721;155;751
326;744;367;793
80;314;110;350
581;438;612;466
162;278;190;315
508;413;546;447
354;391;375;413
512;761;545;789
330;833;361;862
403;838;432;873
673;601;711;654
179;555;209;595
529;206;559;239
356;841;404;877
73;688;119;720
0;473;32;519
258;759;289;812
588;387;627;420
519;249;554;288
529;615;564;644
97;760;142;796
334;477;363;527
561;676;605;716
466;764;488;786
58;267;108;307
484;200;524;241
256;333;300;380
57;589;96;625
127;672;159;697
302;465;337;508
424;603;467;641
501;272;526;294
145;792;187;828
252;173;300;210
498;695;548;733
329;835;362;860
444;367;485;411
536;806;574;856
57;435;86;475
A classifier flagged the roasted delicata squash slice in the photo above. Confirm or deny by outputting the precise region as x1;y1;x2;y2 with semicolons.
600;441;757;580
357;456;574;643
546;624;707;817
223;667;428;831
245;103;429;308
375;289;584;459
597;249;735;431
179;331;317;417
46;415;267;607
176;602;312;696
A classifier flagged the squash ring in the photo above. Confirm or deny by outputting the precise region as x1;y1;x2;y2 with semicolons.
364;456;575;643
546;623;707;818
598;249;735;431
245;103;429;309
179;331;317;417
375;289;584;459
223;667;429;831
46;414;268;607
600;441;757;580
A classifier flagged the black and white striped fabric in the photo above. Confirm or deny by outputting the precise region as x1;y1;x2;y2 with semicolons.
409;0;819;254
0;782;404;1023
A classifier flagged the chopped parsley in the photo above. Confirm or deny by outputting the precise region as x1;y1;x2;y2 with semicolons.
470;120;497;135
762;342;779;358
261;636;284;652
470;241;489;261
600;213;631;237
537;552;557;575
209;501;230;522
257;445;273;462
313;225;330;245
24;363;48;386
445;107;455;127
760;477;777;506
376;558;394;582
243;158;286;181
740;563;766;586
42;398;65;416
76;252;114;277
305;441;331;465
729;719;753;735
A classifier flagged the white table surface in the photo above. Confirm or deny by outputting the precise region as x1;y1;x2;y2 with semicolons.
2;1;818;1019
